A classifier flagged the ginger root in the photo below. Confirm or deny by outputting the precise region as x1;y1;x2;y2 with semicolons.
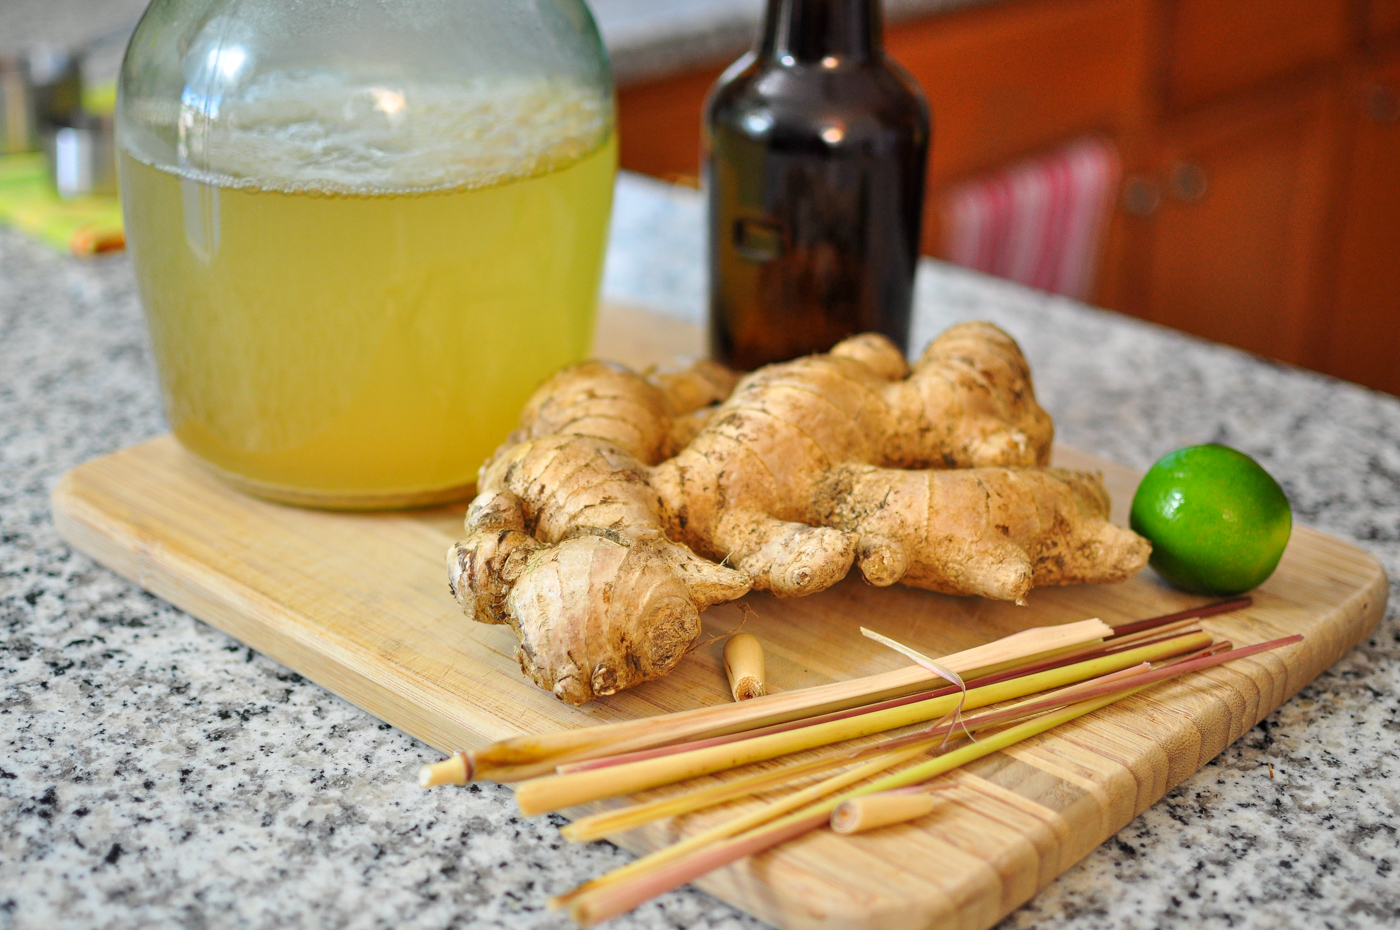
448;323;1150;705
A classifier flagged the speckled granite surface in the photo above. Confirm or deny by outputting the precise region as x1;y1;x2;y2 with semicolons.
2;170;1397;930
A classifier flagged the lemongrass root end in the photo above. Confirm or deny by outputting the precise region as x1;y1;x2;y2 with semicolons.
419;752;470;788
724;633;767;702
831;792;937;834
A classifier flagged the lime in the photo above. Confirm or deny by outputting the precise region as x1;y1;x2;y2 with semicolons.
1129;444;1292;595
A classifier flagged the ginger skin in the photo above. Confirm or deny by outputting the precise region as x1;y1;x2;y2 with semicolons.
448;323;1149;705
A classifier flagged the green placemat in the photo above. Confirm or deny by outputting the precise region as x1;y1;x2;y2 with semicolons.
0;153;125;256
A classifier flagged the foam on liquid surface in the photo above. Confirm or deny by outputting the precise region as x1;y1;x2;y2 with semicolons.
154;71;609;195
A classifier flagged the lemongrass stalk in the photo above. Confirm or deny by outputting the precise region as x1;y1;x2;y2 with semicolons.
514;632;1211;816
573;809;832;926
551;739;940;909
462;618;1114;782
1104;618;1206;649
567;632;1296;925
559;634;1180;777
830;792;937;834
563;679;1155;906
568;691;1132;927
844;662;1152;758
563;663;1153;844
1107;596;1251;638
560;748;862;843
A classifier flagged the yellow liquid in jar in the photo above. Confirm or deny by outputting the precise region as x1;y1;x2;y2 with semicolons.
120;80;615;506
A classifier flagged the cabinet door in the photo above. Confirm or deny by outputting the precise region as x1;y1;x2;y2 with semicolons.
1164;0;1351;112
1367;0;1400;44
1320;54;1400;395
1118;85;1339;365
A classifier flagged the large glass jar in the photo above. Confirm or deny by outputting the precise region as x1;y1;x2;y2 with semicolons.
117;0;616;508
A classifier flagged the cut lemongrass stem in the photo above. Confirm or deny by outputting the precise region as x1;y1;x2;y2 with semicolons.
724;633;767;701
455;618;1114;783
419;752;470;788
567;632;1297;926
514;631;1212;816
830;791;938;834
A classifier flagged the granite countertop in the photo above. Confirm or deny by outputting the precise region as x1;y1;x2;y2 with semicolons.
3;2;1399;928
2;171;1398;929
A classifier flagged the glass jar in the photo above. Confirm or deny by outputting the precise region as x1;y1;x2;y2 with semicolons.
117;0;616;508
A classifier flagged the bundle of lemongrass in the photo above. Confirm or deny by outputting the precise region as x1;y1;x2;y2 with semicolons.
421;596;1300;925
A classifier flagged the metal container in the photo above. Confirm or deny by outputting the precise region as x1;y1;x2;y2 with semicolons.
43;112;118;198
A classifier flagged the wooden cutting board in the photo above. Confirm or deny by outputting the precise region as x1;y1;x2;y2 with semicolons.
51;304;1387;930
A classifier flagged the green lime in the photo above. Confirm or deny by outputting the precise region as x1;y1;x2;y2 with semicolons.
1129;444;1292;595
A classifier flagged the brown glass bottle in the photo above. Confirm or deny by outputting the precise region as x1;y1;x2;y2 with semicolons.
704;0;930;370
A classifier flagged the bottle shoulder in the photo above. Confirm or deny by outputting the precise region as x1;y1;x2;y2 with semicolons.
707;57;929;152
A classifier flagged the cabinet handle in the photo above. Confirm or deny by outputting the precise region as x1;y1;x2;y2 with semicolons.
1169;162;1208;203
1363;84;1399;124
1121;175;1161;217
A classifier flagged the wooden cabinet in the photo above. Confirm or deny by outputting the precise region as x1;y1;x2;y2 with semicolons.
1163;0;1351;111
1367;0;1400;45
1319;51;1400;394
614;0;1151;189
612;0;1400;394
889;0;1151;265
887;0;1150;186
616;65;723;185
1112;84;1340;365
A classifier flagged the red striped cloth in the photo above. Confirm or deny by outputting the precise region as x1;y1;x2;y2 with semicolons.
942;138;1121;301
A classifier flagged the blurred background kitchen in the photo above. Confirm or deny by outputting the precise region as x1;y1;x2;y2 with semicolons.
4;0;1398;395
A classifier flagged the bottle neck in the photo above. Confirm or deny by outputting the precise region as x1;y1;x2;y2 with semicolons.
759;0;882;65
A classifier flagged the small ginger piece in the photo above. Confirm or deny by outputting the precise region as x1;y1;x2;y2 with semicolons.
448;323;1149;705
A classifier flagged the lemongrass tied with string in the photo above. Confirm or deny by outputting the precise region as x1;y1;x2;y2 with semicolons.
566;641;1290;917
554;629;1191;778
568;694;1137;926
556;635;1156;777
556;652;1252;910
559;662;1154;844
419;598;1251;786
563;633;1301;926
554;665;1163;904
861;626;971;748
432;616;1116;785
512;630;1211;816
